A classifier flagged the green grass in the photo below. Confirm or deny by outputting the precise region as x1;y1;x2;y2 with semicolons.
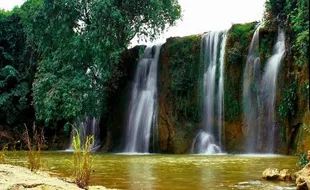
22;125;43;172
71;129;94;188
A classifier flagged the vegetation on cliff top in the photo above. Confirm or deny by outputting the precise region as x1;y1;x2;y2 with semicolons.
264;0;309;67
224;22;257;122
166;35;201;122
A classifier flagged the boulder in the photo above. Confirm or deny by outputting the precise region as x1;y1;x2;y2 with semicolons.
279;169;293;181
0;164;114;190
262;168;292;181
295;163;310;190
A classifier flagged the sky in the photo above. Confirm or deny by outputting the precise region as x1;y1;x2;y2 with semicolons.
1;0;266;45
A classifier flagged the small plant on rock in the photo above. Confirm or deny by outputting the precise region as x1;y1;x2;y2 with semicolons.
298;152;309;168
71;129;94;188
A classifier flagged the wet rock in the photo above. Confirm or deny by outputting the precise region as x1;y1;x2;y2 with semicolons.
262;168;292;181
263;168;280;180
295;163;310;190
279;169;293;181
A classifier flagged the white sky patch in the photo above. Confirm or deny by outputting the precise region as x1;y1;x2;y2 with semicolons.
132;0;267;46
1;0;266;46
0;0;25;11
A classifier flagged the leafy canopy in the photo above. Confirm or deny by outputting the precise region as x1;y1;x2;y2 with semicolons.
0;8;36;127
20;0;181;125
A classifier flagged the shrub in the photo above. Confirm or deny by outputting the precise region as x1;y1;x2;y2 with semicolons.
71;129;94;188
0;143;8;164
22;125;43;172
278;81;297;118
297;152;309;168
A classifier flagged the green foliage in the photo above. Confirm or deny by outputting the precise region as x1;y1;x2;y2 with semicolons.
0;8;36;128
224;94;240;121
226;47;243;65
224;22;257;121
22;125;44;172
72;129;94;188
265;0;309;66
278;80;297;118
301;81;309;102
259;29;277;69
297;152;309;168
0;66;30;125
228;23;257;49
20;0;181;125
166;35;201;122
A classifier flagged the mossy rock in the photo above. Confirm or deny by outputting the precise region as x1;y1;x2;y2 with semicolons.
296;111;310;153
157;35;201;153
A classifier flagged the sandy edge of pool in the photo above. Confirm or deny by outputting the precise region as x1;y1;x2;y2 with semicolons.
0;164;116;190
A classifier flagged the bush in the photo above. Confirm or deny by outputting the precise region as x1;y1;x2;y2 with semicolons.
0;143;8;164
71;129;94;188
22;125;44;172
298;152;309;168
278;81;297;118
165;35;201;122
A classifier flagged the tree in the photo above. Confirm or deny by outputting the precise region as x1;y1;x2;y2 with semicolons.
20;0;181;126
0;8;36;129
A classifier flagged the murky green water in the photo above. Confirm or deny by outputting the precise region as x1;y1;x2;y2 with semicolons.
5;152;298;190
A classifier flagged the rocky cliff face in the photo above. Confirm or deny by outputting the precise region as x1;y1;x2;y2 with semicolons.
104;22;308;154
100;46;145;152
223;22;257;152
157;35;201;153
155;22;308;153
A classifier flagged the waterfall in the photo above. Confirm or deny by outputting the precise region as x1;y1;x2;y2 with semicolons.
243;24;262;153
191;131;221;154
243;24;285;153
191;31;227;154
218;32;227;149
123;45;161;153
66;116;101;152
261;31;285;153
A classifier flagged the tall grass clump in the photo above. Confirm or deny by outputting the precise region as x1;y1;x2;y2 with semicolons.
0;143;8;164
22;125;44;172
72;129;94;188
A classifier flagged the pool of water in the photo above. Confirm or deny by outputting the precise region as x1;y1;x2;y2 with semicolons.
5;152;298;190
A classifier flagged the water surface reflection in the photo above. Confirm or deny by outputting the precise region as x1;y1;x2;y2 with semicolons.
5;152;297;190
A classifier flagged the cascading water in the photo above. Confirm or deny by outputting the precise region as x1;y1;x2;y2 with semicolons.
66;116;101;151
123;45;161;153
243;24;262;153
191;31;227;154
218;32;227;149
191;131;221;154
261;30;285;153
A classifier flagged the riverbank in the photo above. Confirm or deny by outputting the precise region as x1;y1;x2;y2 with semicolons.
0;164;113;190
